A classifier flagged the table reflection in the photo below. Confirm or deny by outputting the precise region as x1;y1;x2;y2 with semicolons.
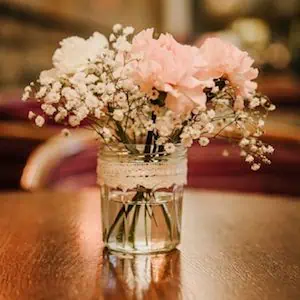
101;249;181;299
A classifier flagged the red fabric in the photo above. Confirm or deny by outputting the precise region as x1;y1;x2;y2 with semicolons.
47;141;300;196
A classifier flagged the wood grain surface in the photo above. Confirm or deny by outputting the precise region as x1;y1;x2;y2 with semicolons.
0;189;299;300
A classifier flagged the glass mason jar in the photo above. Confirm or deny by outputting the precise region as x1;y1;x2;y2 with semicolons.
98;144;187;254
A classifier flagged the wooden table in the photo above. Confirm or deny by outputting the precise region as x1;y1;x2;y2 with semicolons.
0;189;299;300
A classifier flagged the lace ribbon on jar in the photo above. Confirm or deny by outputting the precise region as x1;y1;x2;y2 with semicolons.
97;156;188;191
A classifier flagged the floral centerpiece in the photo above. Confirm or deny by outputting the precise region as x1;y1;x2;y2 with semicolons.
23;24;275;254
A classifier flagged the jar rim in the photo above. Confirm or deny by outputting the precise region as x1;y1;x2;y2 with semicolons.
99;143;186;157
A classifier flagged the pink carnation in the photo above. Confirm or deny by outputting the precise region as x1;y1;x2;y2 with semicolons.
131;29;207;114
198;38;259;108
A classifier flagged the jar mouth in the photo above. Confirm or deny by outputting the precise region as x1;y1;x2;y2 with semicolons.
99;143;186;158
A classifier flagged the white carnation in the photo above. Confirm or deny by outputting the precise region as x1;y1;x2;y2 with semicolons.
53;33;108;74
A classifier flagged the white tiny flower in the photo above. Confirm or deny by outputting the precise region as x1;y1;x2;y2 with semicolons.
239;138;250;147
240;150;247;157
85;93;99;108
156;137;167;146
41;104;56;116
199;137;210;147
249;97;260;109
62;87;80;101
250;145;258;152
267;145;274;154
114;36;132;52
100;72;107;82
69;115;80;127
102;127;112;138
39;68;58;85
145;121;155;131
95;82;106;94
94;108;104;119
28;111;36;120
45;92;60;104
70;72;87;85
54;111;66;122
192;107;200;115
113;109;124;121
123;26;135;35
253;130;263;137
122;79;135;91
263;158;271;165
101;94;110;104
165;143;176;154
149;89;159;100
200;113;209;122
207;109;216;119
36;86;48;98
261;97;267;105
106;83;116;94
191;129;201;139
113;24;122;33
268;104;276;111
109;34;116;42
35;116;45;127
160;127;172;137
24;85;32;93
85;74;99;84
205;123;214;133
245;155;254;163
258;119;265;128
75;105;89;120
22;92;30;102
251;163;261;171
211;86;219;93
52;81;62;92
76;83;88;95
222;149;229;157
115;92;127;103
182;137;193;148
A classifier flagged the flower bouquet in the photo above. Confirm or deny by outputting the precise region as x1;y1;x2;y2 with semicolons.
23;24;275;254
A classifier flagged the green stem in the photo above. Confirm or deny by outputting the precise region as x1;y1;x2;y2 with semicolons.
144;205;149;246
106;205;126;243
128;205;141;248
161;203;173;240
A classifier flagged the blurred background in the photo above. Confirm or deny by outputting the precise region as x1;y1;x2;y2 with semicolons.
0;0;299;193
